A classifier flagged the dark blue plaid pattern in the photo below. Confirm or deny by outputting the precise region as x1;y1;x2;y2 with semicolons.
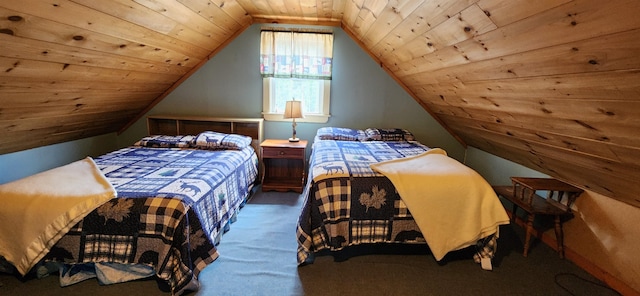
350;219;391;243
134;135;195;148
81;234;135;263
104;166;158;179
110;178;174;196
364;128;415;141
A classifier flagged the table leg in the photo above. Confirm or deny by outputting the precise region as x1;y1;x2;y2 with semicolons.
554;215;565;259
523;214;535;257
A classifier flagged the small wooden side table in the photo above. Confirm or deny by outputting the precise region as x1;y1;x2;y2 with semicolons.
495;177;583;258
260;139;307;193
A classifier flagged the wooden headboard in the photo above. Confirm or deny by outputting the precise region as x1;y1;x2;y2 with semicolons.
146;115;264;158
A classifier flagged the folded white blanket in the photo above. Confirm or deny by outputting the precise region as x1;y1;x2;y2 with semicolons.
0;157;116;275
370;148;509;261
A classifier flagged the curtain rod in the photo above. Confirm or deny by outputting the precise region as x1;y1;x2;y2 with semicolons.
260;27;333;34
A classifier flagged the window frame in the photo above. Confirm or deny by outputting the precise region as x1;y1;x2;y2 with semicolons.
260;28;333;123
261;77;331;123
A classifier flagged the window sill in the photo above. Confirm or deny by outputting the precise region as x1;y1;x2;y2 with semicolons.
263;113;330;123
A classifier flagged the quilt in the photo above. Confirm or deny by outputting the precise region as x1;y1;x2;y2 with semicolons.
96;146;258;244
296;140;501;265
45;146;258;294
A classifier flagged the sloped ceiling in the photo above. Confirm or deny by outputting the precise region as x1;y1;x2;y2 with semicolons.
1;0;639;207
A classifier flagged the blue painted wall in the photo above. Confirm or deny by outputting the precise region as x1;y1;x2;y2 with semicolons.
0;134;117;184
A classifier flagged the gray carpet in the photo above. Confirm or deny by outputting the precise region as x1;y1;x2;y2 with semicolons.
0;187;621;296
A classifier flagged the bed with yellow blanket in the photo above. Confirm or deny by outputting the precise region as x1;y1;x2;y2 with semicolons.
296;127;510;267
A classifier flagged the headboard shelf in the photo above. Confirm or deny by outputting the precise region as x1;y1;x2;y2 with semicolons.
146;115;265;158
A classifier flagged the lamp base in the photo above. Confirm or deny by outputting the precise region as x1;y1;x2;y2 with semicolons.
288;137;300;142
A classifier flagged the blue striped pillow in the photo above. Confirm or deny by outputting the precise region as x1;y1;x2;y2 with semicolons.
316;127;367;141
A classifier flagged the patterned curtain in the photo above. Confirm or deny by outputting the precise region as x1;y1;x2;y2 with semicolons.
260;31;333;80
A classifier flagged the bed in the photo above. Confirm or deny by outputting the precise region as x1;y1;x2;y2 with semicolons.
0;116;264;295
296;127;510;268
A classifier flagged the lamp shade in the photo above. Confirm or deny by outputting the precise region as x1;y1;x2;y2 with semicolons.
283;100;304;119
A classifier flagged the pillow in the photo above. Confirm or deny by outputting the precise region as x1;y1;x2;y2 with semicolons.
194;131;252;150
364;128;415;141
316;127;367;141
134;135;195;148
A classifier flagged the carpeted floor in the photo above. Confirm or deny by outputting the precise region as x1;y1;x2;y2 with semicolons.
0;187;621;296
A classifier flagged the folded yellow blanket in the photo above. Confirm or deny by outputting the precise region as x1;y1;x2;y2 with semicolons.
370;148;510;261
0;157;116;275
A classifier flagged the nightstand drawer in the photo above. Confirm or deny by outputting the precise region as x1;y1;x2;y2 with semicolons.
262;147;304;159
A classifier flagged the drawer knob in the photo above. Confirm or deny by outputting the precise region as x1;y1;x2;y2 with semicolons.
279;151;285;155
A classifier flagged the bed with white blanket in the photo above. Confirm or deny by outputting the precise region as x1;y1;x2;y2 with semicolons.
296;127;510;267
0;117;263;295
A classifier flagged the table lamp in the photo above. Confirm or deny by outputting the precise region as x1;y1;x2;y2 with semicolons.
283;99;303;142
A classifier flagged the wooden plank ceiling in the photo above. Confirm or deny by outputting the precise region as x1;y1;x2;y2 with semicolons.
1;0;639;207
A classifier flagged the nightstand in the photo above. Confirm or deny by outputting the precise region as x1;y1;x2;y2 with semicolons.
260;139;308;193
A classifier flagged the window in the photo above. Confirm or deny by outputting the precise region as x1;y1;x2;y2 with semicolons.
260;30;333;123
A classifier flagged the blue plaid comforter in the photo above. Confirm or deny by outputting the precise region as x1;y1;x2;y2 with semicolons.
45;146;258;294
296;140;498;265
